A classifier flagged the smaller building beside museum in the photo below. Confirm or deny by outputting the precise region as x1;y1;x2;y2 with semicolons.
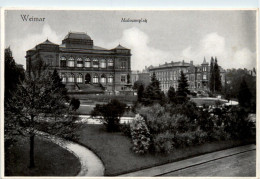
26;32;132;94
148;58;225;93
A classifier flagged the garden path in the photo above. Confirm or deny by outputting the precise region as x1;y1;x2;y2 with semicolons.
37;131;105;176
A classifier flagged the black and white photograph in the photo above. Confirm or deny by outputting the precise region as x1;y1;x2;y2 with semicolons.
3;9;257;177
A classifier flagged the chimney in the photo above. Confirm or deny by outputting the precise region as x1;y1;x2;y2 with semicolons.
190;60;193;65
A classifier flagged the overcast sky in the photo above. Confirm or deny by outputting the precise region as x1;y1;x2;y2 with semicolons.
5;10;256;71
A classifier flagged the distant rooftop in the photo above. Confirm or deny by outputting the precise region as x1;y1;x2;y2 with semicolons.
64;32;92;40
113;44;129;50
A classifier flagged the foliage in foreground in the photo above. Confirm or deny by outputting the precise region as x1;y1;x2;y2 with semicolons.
5;55;80;168
130;103;255;154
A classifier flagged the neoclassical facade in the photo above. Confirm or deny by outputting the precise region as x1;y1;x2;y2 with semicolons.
26;32;131;93
148;59;225;93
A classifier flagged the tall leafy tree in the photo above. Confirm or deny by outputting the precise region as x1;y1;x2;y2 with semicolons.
214;57;222;92
4;48;25;168
5;59;79;168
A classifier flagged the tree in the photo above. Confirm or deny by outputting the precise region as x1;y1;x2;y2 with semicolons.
5;59;79;168
133;80;144;90
5;48;25;101
225;68;256;112
209;57;222;93
70;98;81;111
209;57;215;92
238;78;252;109
167;86;176;103
91;99;127;132
142;72;165;105
137;84;144;102
214;57;222;92
4;48;25;168
176;71;190;104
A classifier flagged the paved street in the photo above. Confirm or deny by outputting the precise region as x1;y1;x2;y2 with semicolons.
162;150;256;177
119;144;256;177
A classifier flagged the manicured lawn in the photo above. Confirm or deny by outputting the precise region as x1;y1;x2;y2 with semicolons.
77;124;254;176
5;136;81;176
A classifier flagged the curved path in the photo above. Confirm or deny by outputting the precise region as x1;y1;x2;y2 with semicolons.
37;131;105;176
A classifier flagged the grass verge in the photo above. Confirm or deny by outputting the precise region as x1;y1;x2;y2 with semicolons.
5;136;81;176
77;124;255;176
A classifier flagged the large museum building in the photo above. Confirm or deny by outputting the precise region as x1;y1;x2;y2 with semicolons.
26;32;132;94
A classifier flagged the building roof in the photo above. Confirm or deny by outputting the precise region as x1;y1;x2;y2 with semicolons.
39;39;58;45
149;61;190;70
64;32;92;40
28;47;36;51
202;57;209;65
113;44;129;50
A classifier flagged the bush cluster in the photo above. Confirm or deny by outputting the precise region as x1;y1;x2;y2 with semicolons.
129;102;255;155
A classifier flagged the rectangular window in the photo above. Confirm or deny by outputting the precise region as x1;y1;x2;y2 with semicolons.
68;77;74;82
93;59;99;68
121;61;127;69
77;77;83;83
108;59;114;68
121;75;126;83
100;59;106;68
85;61;91;67
68;61;74;67
60;60;66;67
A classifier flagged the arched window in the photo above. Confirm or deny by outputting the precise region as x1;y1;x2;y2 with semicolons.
100;74;106;83
77;58;83;67
85;58;91;68
68;57;75;67
93;74;99;83
93;58;99;68
100;59;106;68
108;59;113;68
68;73;75;82
76;73;83;83
60;57;67;67
61;73;67;83
108;74;113;83
85;73;91;84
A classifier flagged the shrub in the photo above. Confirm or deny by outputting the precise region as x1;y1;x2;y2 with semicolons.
168;101;199;122
91;99;126;132
153;132;175;154
223;106;255;139
70;98;80;111
130;114;151;154
193;129;209;144
120;122;131;138
174;132;192;148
